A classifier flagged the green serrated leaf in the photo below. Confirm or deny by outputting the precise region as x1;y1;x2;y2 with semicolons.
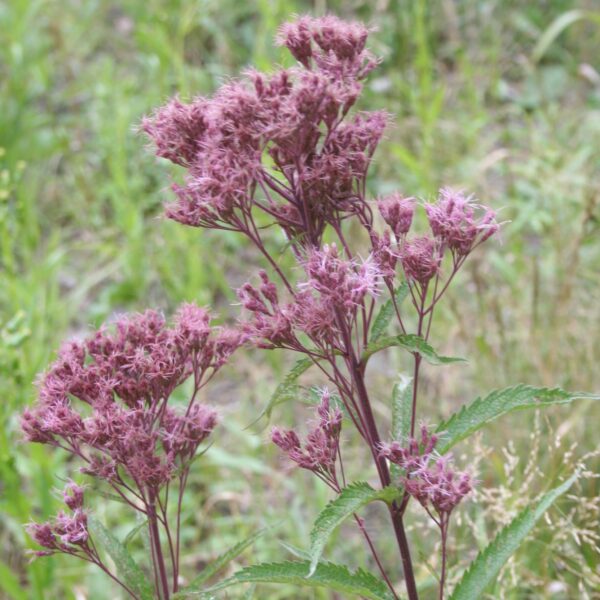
309;482;400;576
250;358;315;426
450;473;578;600
436;385;600;454
88;517;154;600
201;560;395;600
363;334;466;365
370;282;409;342
390;376;413;483
177;529;264;595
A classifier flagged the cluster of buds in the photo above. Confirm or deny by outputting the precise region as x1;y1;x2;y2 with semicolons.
380;426;472;518
143;16;387;246
271;390;342;487
22;305;242;491
302;244;381;312
372;189;498;297
425;188;498;257
26;482;90;558
377;193;415;240
239;246;383;352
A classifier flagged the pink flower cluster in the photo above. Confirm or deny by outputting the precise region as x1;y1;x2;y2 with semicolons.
380;426;472;517
26;482;89;558
22;305;242;489
373;189;498;291
425;188;498;257
239;245;382;351
271;390;342;486
302;244;381;310
143;15;387;246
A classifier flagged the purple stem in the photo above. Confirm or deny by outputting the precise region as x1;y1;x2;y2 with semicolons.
334;306;419;600
439;515;449;600
147;494;171;599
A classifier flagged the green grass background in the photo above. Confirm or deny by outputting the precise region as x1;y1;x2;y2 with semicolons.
1;0;599;598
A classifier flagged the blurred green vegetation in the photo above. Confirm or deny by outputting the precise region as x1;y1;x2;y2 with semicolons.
1;0;599;598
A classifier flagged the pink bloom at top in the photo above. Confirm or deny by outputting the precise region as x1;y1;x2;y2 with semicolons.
378;193;415;238
400;236;440;285
425;188;498;256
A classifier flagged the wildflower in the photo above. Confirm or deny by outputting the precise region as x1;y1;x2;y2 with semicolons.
380;426;473;517
272;390;342;484
22;306;241;489
425;188;498;256
370;231;398;280
62;481;85;511
143;17;385;247
26;483;91;557
378;193;415;238
302;244;382;310
400;236;440;285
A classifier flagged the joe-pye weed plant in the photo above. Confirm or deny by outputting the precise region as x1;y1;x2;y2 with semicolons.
23;15;599;600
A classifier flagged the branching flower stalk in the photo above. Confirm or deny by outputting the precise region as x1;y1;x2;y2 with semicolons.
143;15;498;600
22;306;243;598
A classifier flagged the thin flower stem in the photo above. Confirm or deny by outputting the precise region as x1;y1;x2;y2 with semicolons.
410;284;427;437
158;492;178;591
334;307;419;600
175;469;189;586
81;551;140;600
147;495;171;599
353;514;400;600
439;515;449;600
386;280;407;335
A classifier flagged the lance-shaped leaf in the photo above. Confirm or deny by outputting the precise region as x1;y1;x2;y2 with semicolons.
449;473;577;600
308;482;400;576
436;385;600;454
370;282;409;342
201;560;395;600
250;358;314;425
363;334;466;365
88;517;154;600
390;376;413;483
174;529;264;596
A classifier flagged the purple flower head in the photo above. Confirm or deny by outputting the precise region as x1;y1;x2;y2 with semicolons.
238;273;299;349
369;231;398;280
162;404;218;460
22;305;241;493
55;509;89;546
276;17;314;67
405;456;473;515
141;96;210;167
400;236;440;285
302;244;382;311
271;389;342;482
173;303;211;352
26;522;59;550
62;481;85;511
144;17;384;247
271;427;302;453
381;426;473;516
288;291;337;346
276;15;377;79
378;193;415;238
425;188;498;256
26;483;93;557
